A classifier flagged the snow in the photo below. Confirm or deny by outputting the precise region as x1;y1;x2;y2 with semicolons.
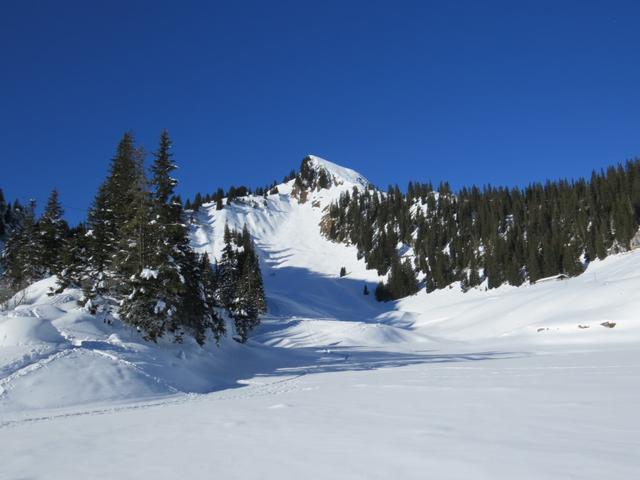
140;268;159;279
305;154;370;189
1;158;640;478
0;315;66;346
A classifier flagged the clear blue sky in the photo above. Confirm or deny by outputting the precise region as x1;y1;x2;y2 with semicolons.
2;1;640;224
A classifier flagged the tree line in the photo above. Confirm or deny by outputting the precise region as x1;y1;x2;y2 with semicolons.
185;170;297;211
323;159;640;300
1;131;266;344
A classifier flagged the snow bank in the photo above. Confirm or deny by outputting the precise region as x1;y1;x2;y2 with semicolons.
399;250;640;346
0;316;66;346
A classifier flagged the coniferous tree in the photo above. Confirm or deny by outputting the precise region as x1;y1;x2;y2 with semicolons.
229;225;266;342
119;130;218;343
2;200;43;290
0;188;7;240
53;224;90;294
216;223;240;309
324;157;640;299
83;132;143;307
199;252;226;343
39;189;68;275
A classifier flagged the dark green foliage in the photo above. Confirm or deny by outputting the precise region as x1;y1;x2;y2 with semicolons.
296;156;317;188
324;159;640;299
0;189;7;239
198;252;226;343
119;131;225;344
52;223;90;294
185;166;298;211
2;200;44;290
84;132;144;301
374;282;392;302
375;257;419;301
217;224;267;343
317;169;330;189
0;131;267;347
39;189;69;276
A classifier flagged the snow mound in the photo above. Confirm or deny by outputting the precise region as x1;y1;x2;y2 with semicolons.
0;349;175;411
0;316;66;346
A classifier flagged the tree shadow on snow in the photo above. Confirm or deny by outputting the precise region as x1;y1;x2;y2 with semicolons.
259;264;391;323
208;344;529;395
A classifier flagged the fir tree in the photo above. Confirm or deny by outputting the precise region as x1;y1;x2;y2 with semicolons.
84;132;144;306
119;130;215;343
216;223;240;308
53;224;90;294
39;189;68;275
2;200;43;290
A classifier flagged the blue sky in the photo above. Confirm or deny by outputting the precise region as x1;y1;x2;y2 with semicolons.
2;1;640;224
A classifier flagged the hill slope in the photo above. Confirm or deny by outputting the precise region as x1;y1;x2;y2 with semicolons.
1;156;638;413
1;157;640;478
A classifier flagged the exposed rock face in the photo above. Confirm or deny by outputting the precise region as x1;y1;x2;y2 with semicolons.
291;155;370;203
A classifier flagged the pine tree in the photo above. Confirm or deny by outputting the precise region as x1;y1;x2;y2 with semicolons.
374;281;392;302
199;252;226;343
39;189;68;275
119;130;215;343
53;224;90;294
229;225;266;342
317;169;330;189
216;223;239;308
2;200;43;290
0;188;6;239
84;132;143;306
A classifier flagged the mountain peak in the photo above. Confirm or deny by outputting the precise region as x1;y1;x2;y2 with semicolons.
300;155;370;190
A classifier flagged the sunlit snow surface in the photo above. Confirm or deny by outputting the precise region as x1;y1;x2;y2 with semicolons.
1;162;639;479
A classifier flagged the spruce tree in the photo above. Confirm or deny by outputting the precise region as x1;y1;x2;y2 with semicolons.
39;189;68;275
2;200;43;290
84;132;143;306
119;130;213;343
216;223;239;308
53;224;90;294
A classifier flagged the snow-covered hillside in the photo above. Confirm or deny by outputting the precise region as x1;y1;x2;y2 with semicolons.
1;156;639;479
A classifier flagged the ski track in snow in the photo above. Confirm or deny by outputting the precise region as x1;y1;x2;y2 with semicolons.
0;369;310;429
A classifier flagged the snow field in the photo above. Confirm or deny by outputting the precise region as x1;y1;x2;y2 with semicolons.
1;157;639;478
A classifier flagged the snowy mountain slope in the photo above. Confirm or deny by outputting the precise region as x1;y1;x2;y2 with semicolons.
2;156;640;414
190;158;384;323
304;154;371;189
1;157;640;479
400;249;640;346
190;156;640;349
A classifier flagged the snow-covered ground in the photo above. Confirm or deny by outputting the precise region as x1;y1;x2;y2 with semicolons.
1;157;639;479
